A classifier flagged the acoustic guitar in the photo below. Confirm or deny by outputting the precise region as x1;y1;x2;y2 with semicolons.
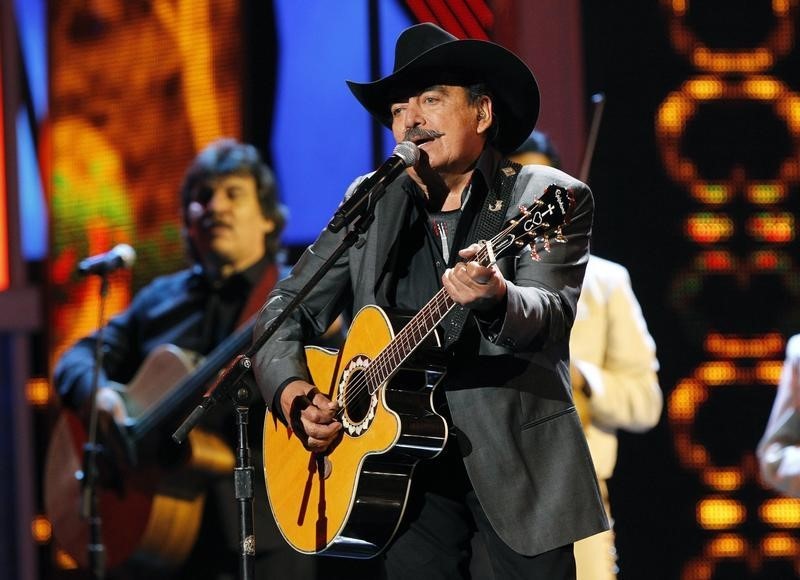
44;318;257;571
263;184;575;558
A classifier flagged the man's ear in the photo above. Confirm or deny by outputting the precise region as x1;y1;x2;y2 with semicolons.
476;96;493;135
261;217;276;235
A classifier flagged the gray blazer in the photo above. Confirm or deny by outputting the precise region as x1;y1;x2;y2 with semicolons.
253;153;609;556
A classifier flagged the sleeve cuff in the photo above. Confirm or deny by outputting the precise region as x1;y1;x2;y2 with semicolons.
475;293;508;339
271;376;304;424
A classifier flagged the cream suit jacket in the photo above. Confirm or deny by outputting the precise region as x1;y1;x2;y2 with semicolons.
571;256;662;480
758;334;800;496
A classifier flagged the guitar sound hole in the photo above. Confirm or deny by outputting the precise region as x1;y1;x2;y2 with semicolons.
343;368;371;423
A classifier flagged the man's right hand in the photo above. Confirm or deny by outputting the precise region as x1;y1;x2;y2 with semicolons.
280;380;341;453
89;384;138;467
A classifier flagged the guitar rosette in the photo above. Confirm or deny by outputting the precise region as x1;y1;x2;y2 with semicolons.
338;355;379;437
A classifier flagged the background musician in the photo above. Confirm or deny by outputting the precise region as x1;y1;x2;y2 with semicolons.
53;138;316;579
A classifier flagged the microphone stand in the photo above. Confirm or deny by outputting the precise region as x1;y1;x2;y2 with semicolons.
80;273;111;579
172;185;386;580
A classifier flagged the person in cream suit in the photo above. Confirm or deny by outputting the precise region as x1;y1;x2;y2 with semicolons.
511;132;663;580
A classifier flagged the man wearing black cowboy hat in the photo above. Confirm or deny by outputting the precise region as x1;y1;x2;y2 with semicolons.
253;22;608;579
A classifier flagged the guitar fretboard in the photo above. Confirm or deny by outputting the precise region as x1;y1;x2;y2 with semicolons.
130;316;256;442
362;245;493;394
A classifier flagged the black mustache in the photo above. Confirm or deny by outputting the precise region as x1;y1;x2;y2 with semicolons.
404;128;444;142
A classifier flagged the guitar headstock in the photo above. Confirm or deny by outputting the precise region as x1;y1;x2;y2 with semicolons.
482;184;575;264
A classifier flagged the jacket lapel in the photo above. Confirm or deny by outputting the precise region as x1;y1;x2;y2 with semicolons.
371;179;413;300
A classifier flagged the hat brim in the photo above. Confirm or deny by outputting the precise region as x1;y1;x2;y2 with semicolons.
347;39;539;155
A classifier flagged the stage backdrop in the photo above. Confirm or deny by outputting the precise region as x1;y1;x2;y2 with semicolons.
582;1;800;579
47;0;244;367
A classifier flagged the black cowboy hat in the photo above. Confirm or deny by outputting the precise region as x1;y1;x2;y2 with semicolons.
346;22;540;154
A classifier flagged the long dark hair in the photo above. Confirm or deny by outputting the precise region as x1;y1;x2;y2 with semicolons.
180;138;287;260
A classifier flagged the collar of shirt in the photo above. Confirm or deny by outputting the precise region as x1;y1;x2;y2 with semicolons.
472;147;502;199
191;254;272;298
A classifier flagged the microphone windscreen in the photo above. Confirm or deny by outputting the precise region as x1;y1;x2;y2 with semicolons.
393;141;419;167
114;244;137;268
187;201;205;223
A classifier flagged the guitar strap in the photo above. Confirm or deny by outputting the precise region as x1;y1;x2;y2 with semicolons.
442;158;522;348
237;262;279;327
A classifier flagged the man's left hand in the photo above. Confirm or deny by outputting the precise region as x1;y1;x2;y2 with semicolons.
442;243;507;311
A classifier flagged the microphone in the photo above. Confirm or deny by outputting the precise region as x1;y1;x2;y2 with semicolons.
328;141;419;233
78;244;137;277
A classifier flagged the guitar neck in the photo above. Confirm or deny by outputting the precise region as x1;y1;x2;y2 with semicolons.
366;288;456;390
130;317;257;442
365;240;500;391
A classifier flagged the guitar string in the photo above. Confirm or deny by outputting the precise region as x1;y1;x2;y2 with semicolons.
335;203;553;415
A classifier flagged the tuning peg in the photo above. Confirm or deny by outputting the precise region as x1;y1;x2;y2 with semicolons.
542;235;551;253
518;204;528;214
554;226;567;244
530;243;541;262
